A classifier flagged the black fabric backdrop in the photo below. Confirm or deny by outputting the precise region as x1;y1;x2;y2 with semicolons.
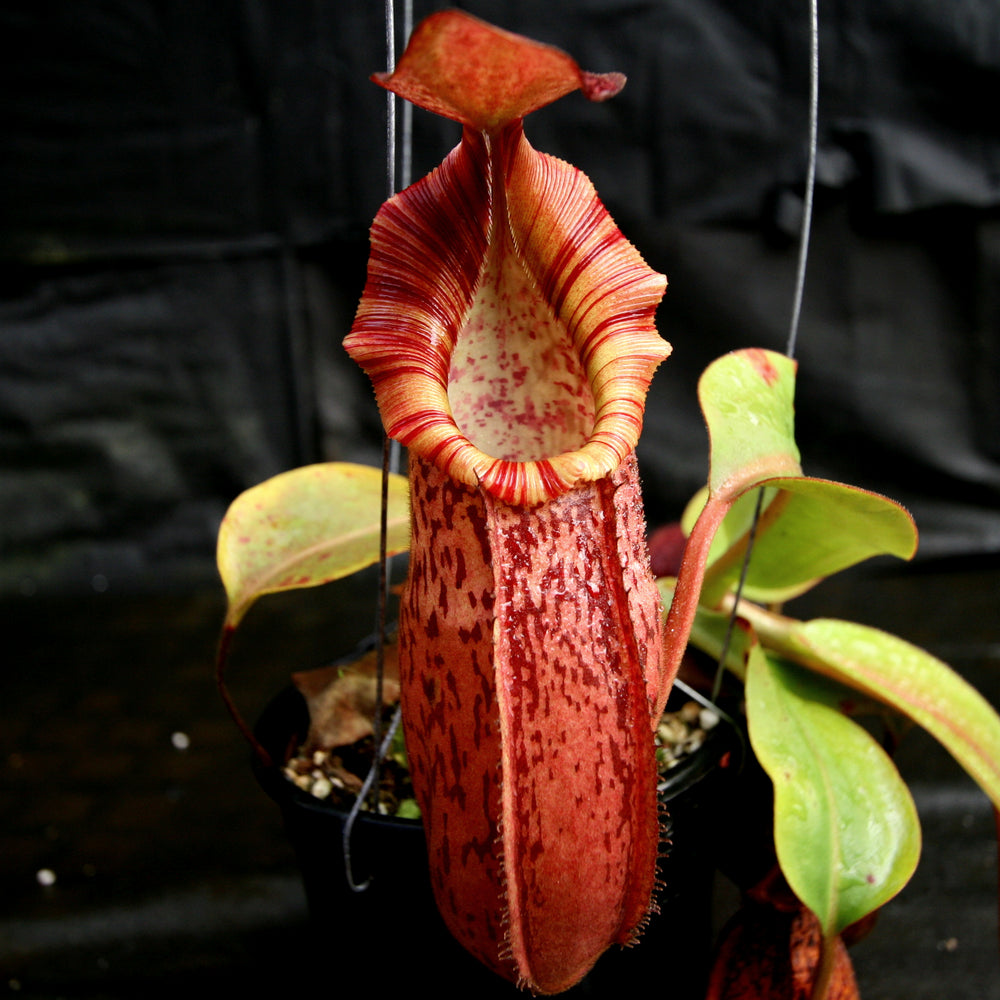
1;0;998;597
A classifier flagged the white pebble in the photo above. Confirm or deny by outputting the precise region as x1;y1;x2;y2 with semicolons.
36;868;56;887
699;708;720;730
679;701;701;723
310;776;333;800
171;731;191;750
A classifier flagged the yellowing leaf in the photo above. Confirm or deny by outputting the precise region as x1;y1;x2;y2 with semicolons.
217;462;409;628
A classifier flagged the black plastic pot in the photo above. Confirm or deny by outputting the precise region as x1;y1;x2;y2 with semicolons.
254;683;739;997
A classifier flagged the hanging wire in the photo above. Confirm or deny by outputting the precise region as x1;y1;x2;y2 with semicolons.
388;0;412;477
785;0;820;361
383;1;396;203
343;0;411;892
711;0;820;702
399;0;414;192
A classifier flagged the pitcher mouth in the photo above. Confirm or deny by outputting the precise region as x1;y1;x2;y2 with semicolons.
345;120;668;507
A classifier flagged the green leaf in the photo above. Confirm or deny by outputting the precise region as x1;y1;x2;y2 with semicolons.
658;348;801;710
680;485;782;570
701;477;917;605
699;349;802;499
747;646;921;936
784;619;1000;813
662;348;911;710
396;798;422;820
217;462;410;628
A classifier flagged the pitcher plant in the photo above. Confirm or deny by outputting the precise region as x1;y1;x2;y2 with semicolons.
342;11;672;992
216;10;1000;999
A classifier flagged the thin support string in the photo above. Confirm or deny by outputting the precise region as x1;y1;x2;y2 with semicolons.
786;0;820;360
343;0;407;892
387;0;412;476
383;0;396;202
342;706;404;892
713;0;819;697
400;0;414;192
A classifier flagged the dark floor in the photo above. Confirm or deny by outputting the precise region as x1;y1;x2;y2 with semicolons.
1;558;998;998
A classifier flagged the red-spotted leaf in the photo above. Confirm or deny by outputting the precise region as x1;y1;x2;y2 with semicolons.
699;348;802;499
746;646;921;937
217;462;409;629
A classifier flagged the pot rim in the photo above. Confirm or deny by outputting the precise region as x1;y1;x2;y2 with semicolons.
253;681;739;826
